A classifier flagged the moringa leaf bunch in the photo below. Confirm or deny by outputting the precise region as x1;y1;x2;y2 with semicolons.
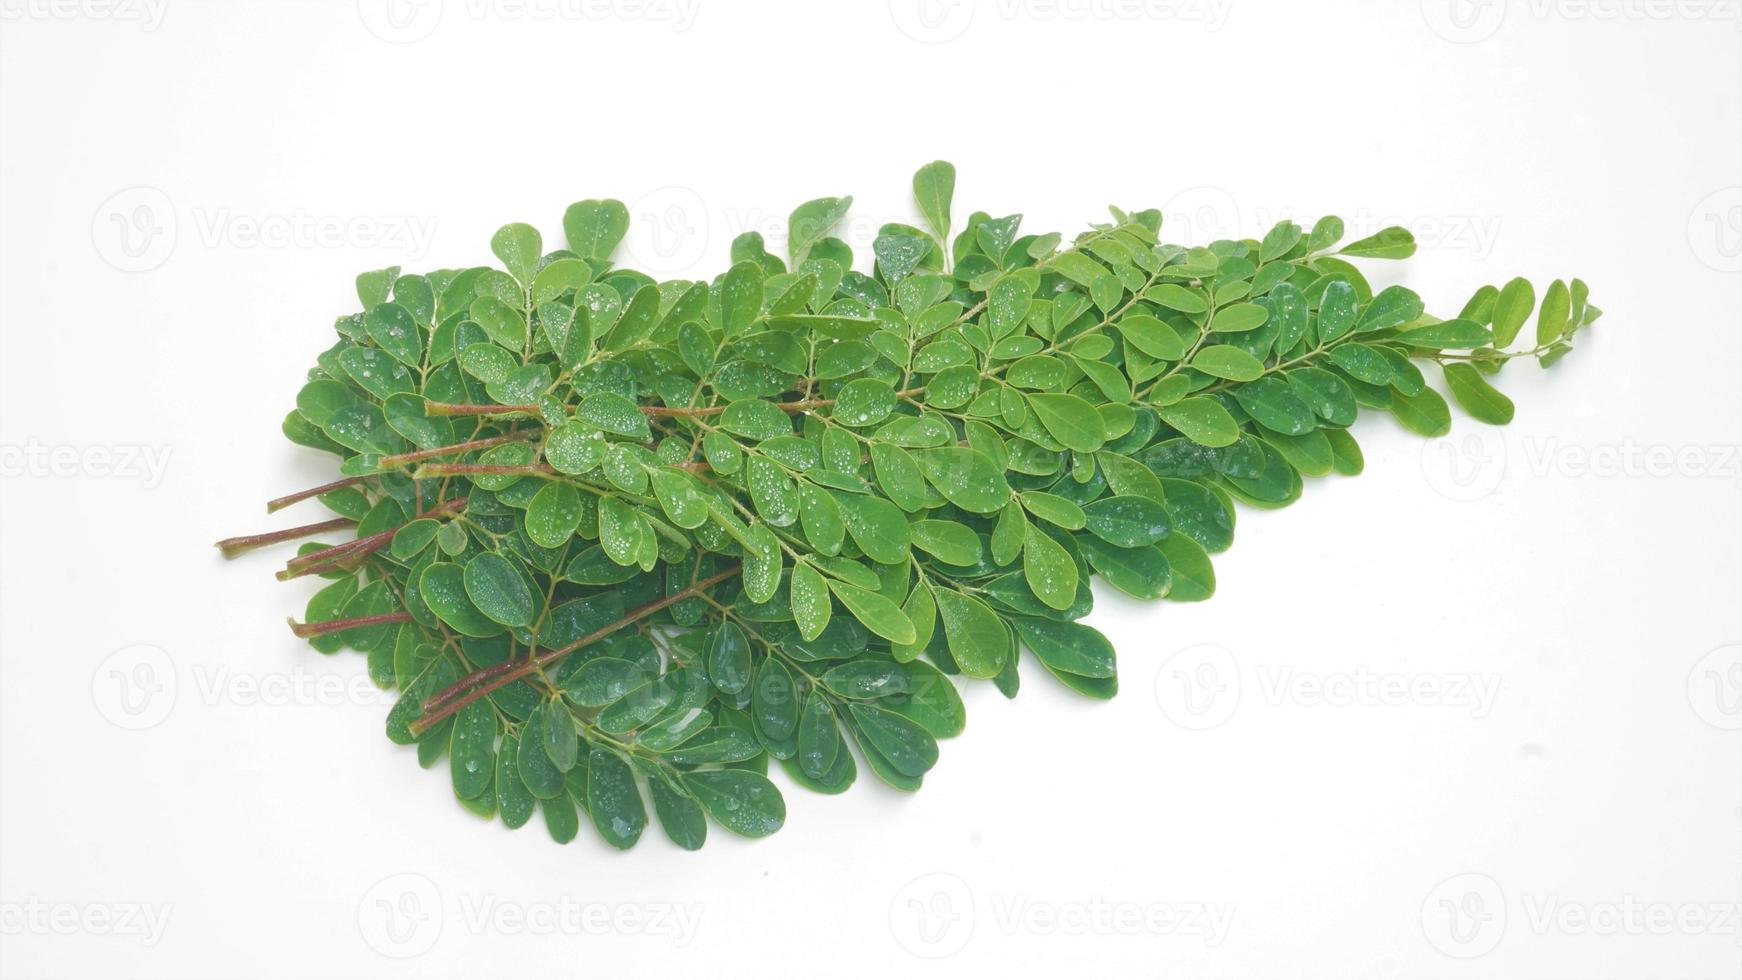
221;162;1601;851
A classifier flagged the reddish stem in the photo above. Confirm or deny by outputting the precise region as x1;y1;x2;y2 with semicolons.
278;496;468;580
410;567;741;735
267;476;366;514
288;611;413;638
215;518;358;559
412;463;555;479
377;432;533;467
424;401;540;417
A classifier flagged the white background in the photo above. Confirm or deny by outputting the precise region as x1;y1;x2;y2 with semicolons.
1;1;1739;977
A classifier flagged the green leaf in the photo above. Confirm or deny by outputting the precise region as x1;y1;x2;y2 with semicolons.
491;223;542;286
649;468;707;529
683;770;786;838
909;519;983;565
1158;398;1239;448
1022;524;1078;612
1018;491;1086;530
524;482;582;549
790;563;832;641
912;448;1011;514
788;196;852;266
365;303;423;368
797;694;842;779
703;623;752;694
1014;618;1115;679
1026;393;1106;453
563;199;628;262
1318;279;1358;344
565;658;649;706
1158;533;1215;601
449;700;496;799
848;702;938;778
1394;319;1492;349
1492;277;1536;348
1231;377;1315;436
1356;285;1425;333
419;562;504;637
828;581;917;645
1391;386;1452;437
1340;226;1416;259
576;392;652;441
1082;495;1170;548
586;748;646;849
742;524;783;603
463;553;536;627
1209;304;1269;333
1536;278;1570;346
720;399;793;440
1191;345;1264;382
933;588;1007;678
834;378;896;428
1078;537;1171;599
833;491;911;564
647;774;707;851
1443;363;1515;425
718;260;765;335
912;160;956;243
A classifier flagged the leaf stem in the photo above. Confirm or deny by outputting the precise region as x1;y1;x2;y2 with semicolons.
266;476;366;513
215;517;358;559
287;611;413;638
377;432;535;467
408;566;742;736
424;401;541;417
